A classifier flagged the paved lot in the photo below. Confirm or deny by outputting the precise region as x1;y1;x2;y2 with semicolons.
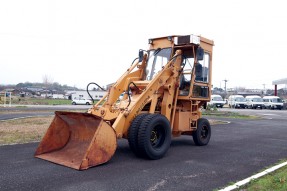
0;112;54;121
221;107;287;120
0;105;89;120
0;108;287;191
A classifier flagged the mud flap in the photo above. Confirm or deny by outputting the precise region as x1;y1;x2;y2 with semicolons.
35;111;117;170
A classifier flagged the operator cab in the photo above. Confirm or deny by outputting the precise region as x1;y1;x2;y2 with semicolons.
142;35;212;100
178;46;210;98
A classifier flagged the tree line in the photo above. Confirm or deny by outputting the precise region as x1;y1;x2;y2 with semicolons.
0;82;80;92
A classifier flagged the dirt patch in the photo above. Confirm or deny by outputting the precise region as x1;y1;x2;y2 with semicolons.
209;119;229;125
0;116;53;145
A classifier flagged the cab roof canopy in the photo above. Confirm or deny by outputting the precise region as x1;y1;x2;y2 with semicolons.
148;34;214;50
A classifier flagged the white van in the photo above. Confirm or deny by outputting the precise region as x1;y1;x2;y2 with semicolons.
245;95;264;109
228;95;247;109
208;94;225;108
262;96;284;110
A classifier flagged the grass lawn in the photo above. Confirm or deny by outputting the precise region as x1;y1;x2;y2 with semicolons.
239;164;287;191
0;97;72;105
202;110;259;119
28;98;72;105
0;116;53;145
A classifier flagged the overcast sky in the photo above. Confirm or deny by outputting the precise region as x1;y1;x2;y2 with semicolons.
1;0;287;90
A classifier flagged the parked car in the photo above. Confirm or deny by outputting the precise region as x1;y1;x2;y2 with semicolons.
262;96;283;110
245;95;264;109
72;97;93;105
228;95;247;108
208;94;225;108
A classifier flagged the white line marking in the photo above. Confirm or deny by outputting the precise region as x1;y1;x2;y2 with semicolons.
219;161;287;191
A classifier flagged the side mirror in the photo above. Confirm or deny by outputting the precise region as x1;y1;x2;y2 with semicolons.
196;47;204;61
139;50;144;62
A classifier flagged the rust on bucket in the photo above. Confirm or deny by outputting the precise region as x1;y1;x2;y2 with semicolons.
35;111;117;170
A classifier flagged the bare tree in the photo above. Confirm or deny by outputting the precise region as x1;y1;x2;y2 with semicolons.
42;74;53;98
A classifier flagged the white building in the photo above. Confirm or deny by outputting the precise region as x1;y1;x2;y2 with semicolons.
66;90;107;100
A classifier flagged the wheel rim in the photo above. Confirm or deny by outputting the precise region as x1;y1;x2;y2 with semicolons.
150;125;165;148
200;125;209;139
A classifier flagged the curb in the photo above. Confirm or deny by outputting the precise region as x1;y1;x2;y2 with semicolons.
219;161;287;191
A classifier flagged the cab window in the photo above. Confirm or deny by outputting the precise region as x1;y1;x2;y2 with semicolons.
146;48;172;80
195;53;210;83
179;49;194;96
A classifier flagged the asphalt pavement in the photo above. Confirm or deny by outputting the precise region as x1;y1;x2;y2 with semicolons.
0;112;54;121
0;108;287;190
0;105;90;121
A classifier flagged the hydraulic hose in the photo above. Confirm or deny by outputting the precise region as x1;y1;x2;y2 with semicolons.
126;82;140;108
86;82;105;103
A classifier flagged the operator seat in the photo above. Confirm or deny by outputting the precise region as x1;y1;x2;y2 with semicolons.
195;62;203;81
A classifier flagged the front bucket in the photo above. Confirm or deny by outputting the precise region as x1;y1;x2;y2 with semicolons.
35;111;117;170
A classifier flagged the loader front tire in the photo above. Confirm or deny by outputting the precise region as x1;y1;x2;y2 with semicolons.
137;114;171;160
193;118;211;146
128;113;148;157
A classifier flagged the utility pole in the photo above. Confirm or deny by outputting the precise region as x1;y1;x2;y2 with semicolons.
223;79;228;94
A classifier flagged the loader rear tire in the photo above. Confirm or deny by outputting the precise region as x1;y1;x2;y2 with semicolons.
137;114;171;160
193;118;211;146
128;113;148;157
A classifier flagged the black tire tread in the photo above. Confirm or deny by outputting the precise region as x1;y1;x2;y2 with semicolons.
193;118;211;146
137;114;171;159
128;113;148;156
137;114;158;158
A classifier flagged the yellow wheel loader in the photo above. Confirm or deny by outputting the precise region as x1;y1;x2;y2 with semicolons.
35;34;214;170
